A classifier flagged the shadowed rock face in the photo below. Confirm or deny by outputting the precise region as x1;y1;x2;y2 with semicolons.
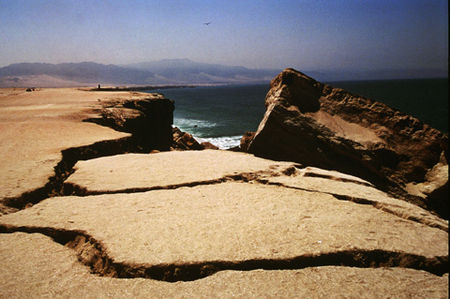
85;94;213;152
245;68;448;218
85;94;175;151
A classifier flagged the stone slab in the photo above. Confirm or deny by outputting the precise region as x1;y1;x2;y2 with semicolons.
65;150;295;193
0;183;446;266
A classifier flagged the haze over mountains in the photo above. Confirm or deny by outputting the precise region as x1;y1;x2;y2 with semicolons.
0;59;447;88
0;59;280;88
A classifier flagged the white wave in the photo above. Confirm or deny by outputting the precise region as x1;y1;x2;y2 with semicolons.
174;117;241;149
197;135;242;149
174;118;217;129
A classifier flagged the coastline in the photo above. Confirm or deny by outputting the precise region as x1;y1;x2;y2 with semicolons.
91;84;197;92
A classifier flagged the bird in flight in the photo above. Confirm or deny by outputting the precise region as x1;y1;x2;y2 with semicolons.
204;21;211;25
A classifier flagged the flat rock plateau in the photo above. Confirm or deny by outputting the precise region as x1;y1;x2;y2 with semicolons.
0;77;448;298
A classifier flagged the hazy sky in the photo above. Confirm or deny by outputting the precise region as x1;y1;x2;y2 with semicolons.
0;0;448;72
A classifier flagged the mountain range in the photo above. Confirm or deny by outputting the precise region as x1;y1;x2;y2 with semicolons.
0;59;446;88
0;59;280;87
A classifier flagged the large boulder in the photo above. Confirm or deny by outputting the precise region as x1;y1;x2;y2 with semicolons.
244;68;448;218
172;128;219;150
172;127;204;150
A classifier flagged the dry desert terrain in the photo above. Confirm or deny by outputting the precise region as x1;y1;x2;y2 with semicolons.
0;88;447;298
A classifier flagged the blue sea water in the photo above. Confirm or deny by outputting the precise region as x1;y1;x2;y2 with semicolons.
151;78;448;149
332;78;448;134
152;84;270;148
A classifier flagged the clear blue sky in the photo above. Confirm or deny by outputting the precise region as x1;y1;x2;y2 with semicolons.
0;0;448;72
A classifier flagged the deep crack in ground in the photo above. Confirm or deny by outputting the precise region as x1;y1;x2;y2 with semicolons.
1;136;146;211
0;224;447;282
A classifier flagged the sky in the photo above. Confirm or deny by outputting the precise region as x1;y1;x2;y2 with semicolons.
0;0;448;73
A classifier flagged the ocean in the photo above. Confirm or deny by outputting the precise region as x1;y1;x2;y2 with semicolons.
151;78;448;149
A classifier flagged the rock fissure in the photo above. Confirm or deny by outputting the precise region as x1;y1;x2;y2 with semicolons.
62;170;281;196
0;224;447;282
63;178;229;196
333;194;448;231
2;137;143;212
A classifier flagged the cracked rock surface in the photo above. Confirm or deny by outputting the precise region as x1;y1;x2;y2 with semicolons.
0;87;174;213
0;88;448;297
1;181;447;264
64;150;297;194
64;150;447;231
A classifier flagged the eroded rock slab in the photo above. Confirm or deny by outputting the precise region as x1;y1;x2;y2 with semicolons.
1;183;447;267
64;150;296;194
1;233;447;298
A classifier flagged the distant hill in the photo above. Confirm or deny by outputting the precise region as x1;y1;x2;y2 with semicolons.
0;62;156;87
125;59;280;84
0;60;281;87
0;60;446;88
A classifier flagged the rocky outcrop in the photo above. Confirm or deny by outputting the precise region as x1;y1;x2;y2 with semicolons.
172;127;204;150
88;95;215;152
200;141;219;150
243;68;448;218
240;131;256;152
172;127;219;150
87;93;175;151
